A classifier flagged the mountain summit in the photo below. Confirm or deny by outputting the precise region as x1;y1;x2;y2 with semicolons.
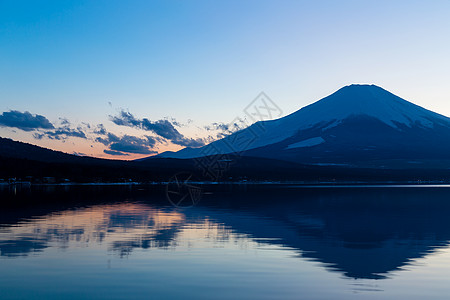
159;85;450;167
285;84;449;129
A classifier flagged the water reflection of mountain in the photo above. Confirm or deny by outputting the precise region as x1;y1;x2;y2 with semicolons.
1;186;450;280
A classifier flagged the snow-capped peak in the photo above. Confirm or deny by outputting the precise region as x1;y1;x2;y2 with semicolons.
284;84;448;130
160;85;450;159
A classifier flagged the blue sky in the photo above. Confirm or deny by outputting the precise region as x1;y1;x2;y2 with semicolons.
1;0;450;158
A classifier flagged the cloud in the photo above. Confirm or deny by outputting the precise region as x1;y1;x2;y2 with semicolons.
34;126;87;140
95;132;120;145
204;122;230;132
94;124;107;135
110;141;156;154
110;110;205;148
96;133;157;155
0;110;54;131
165;116;192;128
103;149;129;156
204;119;248;134
59;118;71;126
110;110;139;126
47;127;87;139
203;119;250;141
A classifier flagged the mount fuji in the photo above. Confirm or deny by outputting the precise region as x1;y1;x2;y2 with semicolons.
159;84;450;168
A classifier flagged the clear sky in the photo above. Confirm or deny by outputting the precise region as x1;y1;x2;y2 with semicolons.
1;0;450;159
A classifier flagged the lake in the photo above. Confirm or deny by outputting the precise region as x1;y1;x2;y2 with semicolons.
1;184;450;299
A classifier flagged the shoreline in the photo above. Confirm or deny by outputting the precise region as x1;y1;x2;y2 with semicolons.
3;181;450;187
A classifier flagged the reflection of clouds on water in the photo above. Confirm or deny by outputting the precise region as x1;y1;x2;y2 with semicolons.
0;203;182;257
2;187;450;281
0;203;239;259
0;237;47;257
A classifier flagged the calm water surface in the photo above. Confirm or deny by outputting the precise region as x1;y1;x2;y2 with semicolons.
1;184;450;299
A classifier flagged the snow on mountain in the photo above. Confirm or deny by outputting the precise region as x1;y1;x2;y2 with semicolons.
159;84;450;160
281;84;450;129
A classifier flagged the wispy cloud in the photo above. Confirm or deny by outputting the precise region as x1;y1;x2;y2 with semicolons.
94;124;107;135
103;149;130;156
203;119;248;140
110;110;205;148
34;127;87;140
0;110;54;131
95;132;120;146
33;119;87;140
